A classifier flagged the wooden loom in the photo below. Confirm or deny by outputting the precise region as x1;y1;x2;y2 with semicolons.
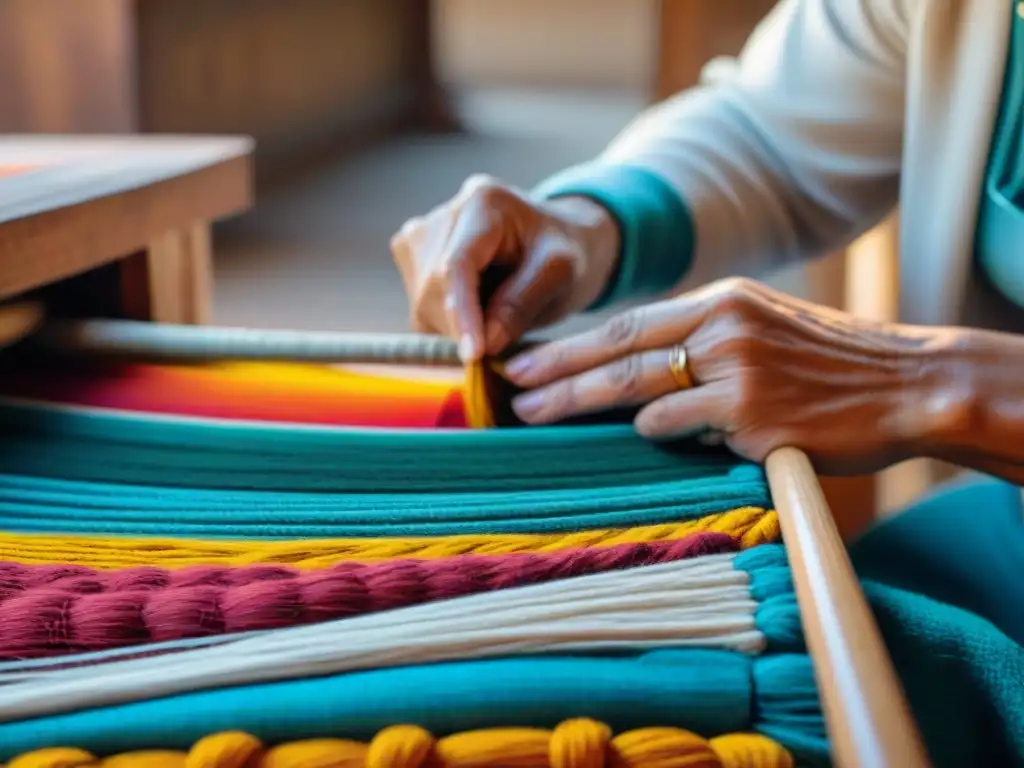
0;137;930;768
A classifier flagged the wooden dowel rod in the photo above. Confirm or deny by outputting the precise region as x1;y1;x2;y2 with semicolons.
765;447;931;768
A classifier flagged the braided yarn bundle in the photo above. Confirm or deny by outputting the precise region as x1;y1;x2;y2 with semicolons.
0;355;827;767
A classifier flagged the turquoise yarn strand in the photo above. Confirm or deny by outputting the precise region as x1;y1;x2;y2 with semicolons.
0;467;769;538
0;400;770;536
0;650;828;766
0;402;758;493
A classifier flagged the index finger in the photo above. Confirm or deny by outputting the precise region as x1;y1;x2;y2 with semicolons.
441;201;505;362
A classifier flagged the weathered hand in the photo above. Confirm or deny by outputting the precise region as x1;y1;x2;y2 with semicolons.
390;175;619;362
505;278;956;474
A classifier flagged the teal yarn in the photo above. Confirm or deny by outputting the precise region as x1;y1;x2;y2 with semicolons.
0;401;766;494
737;545;805;654
753;653;828;763
0;467;769;538
0;650;828;765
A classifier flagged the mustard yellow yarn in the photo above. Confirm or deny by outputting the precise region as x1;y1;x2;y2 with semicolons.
0;508;779;570
463;360;497;429
3;720;794;768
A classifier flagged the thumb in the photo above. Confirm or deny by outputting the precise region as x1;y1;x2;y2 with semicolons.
483;232;576;355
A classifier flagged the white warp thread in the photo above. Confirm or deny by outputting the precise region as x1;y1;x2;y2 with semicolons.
0;553;759;722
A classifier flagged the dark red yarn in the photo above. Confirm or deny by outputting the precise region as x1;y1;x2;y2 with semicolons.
0;532;737;659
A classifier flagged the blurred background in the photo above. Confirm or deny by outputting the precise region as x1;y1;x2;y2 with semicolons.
0;0;819;334
0;0;911;521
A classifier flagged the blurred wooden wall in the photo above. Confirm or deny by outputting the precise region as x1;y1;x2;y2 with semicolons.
437;0;658;91
0;0;448;183
0;0;137;133
134;0;447;179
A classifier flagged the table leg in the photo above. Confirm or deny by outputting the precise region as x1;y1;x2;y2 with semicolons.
120;222;213;325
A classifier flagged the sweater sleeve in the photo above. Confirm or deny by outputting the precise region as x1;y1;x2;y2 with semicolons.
533;0;909;308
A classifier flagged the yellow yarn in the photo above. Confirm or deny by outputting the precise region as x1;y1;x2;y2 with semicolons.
4;720;794;768
463;360;497;429
0;508;779;570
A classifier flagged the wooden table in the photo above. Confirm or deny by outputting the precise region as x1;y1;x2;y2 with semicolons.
0;135;253;324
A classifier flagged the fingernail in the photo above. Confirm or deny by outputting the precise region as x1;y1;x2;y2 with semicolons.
458;334;478;362
512;390;544;418
504;354;533;380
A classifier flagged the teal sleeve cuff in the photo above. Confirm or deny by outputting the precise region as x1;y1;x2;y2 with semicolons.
533;163;695;310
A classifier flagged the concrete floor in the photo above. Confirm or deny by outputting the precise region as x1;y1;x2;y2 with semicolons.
212;88;807;336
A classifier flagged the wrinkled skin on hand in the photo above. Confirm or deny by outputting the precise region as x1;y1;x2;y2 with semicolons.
504;277;962;475
390;175;618;361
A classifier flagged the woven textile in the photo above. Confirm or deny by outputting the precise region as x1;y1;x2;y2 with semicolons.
0;358;826;766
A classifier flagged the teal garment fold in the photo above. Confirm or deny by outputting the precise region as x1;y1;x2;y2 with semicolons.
0;402;763;494
864;581;1024;768
975;2;1024;307
0;467;769;538
532;163;695;309
0;650;829;765
852;477;1024;768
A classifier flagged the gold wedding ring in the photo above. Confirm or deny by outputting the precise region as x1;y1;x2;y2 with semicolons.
668;344;695;390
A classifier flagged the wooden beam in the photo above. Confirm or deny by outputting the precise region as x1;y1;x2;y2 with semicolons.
767;448;930;767
121;223;213;325
655;0;776;100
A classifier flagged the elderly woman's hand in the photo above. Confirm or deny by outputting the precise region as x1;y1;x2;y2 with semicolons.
504;277;961;474
390;175;620;362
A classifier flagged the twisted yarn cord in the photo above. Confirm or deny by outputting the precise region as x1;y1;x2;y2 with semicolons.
28;321;466;366
0;554;766;721
3;720;793;767
0;532;737;658
0;508;780;569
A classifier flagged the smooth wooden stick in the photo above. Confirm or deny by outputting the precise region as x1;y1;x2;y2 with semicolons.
0;301;45;350
765;447;931;768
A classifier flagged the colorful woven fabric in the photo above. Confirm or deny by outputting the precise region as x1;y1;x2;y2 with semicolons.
0;547;803;717
0;356;827;766
0;361;470;428
2;337;1023;767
